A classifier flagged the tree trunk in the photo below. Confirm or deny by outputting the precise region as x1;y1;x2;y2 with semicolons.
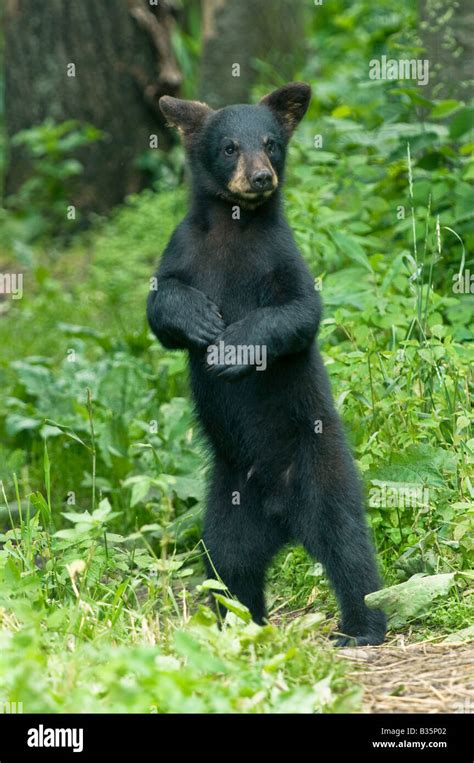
200;0;307;108
3;0;182;214
419;0;474;100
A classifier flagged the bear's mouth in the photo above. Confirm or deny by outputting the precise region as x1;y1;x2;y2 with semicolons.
234;189;275;200
221;186;277;208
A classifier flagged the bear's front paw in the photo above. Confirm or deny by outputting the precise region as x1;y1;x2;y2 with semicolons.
185;301;226;349
205;360;254;382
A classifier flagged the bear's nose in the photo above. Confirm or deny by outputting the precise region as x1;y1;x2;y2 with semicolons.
250;170;273;192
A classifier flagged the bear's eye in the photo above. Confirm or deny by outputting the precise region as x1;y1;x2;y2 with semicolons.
265;139;276;155
224;142;237;157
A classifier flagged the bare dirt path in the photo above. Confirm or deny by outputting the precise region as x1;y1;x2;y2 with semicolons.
338;640;474;713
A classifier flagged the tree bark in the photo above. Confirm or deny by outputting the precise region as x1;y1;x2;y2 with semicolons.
200;0;307;108
3;0;182;214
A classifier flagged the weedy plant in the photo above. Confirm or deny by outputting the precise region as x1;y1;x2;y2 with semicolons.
4;119;102;242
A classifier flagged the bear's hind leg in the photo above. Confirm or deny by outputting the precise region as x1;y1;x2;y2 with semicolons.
292;449;386;646
203;458;288;624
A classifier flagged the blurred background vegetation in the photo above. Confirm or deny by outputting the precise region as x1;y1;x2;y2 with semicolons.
0;0;472;713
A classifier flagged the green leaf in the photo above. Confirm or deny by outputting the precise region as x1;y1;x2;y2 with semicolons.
198;579;229;592
173;631;226;673
444;625;474;643
213;594;252;623
430;100;463;119
5;414;41;435
127;476;152;507
43;419;89;448
329;231;373;272
370;444;457;486
365;573;458;627
11;361;52;396
449;108;474;139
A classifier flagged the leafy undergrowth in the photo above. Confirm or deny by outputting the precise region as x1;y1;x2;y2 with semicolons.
0;465;358;713
0;0;473;712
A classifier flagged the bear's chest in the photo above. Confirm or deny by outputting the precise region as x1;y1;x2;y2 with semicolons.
190;230;276;322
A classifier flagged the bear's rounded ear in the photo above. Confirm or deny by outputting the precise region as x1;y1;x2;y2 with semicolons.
159;96;213;142
259;82;311;138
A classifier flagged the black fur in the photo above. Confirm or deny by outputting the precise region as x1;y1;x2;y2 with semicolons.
147;83;386;646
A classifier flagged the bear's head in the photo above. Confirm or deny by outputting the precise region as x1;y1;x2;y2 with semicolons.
159;82;311;208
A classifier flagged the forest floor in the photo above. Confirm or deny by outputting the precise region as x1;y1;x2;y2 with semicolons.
271;604;474;714
339;641;474;714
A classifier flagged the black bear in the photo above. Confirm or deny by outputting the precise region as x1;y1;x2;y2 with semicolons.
147;82;386;646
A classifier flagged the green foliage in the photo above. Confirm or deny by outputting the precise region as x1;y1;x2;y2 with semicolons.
171;0;203;99
0;441;357;712
366;572;472;628
3;348;202;540
4;119;102;242
0;0;472;712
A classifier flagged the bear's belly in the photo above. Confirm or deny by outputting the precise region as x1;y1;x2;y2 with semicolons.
188;349;323;466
